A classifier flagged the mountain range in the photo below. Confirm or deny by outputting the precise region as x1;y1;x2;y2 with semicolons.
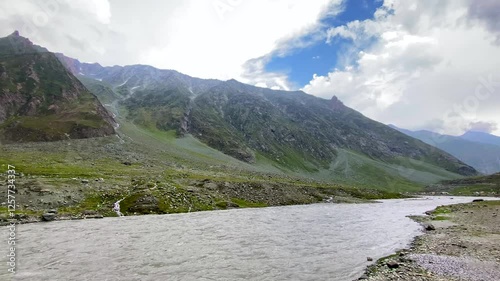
0;32;480;193
391;125;500;175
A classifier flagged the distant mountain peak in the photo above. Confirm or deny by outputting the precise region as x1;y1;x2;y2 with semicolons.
460;130;500;147
2;31;48;54
329;95;345;110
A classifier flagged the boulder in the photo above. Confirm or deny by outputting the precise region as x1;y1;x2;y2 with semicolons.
47;209;57;214
41;213;56;221
424;223;436;231
386;261;400;269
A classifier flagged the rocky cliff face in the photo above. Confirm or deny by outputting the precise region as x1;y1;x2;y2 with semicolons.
0;32;115;143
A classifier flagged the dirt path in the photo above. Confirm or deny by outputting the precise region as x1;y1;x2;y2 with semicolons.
359;200;500;281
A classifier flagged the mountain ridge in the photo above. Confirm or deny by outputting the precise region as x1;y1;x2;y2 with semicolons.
391;125;500;174
460;130;500;147
54;52;478;183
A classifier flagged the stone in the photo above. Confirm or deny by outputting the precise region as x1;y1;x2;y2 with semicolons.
367;257;373;261
82;210;98;216
424;223;436;231
85;214;104;219
81;179;89;184
386;261;400;269
358;274;369;280
472;199;484;202
203;182;218;189
122;161;132;166
47;209;57;214
41;213;56;221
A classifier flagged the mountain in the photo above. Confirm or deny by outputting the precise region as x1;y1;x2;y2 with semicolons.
460;131;500;147
53;53;479;191
0;32;115;143
390;126;500;175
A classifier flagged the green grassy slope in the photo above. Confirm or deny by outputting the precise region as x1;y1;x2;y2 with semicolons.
426;173;500;196
73;76;468;193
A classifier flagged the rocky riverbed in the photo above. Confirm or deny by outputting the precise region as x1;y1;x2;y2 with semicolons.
360;200;500;281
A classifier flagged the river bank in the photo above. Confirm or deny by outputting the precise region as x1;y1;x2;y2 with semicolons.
0;177;405;226
360;200;500;281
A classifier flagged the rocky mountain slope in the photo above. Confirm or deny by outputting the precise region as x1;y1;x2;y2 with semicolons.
392;126;500;174
56;54;477;184
0;32;115;143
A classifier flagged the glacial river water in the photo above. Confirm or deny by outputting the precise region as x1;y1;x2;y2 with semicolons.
2;196;495;281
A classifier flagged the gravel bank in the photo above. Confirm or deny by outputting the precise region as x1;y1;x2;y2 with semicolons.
359;200;500;281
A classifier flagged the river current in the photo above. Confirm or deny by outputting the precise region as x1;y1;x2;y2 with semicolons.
2;196;494;281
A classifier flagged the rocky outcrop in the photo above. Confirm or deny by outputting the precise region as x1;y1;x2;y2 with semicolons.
0;32;115;143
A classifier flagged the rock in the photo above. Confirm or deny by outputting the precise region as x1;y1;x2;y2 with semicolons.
472;199;484;202
82;210;98;216
451;243;467;248
14;214;28;220
358;274;369;280
127;194;160;214
85;214;104;219
122;161;132;166
424;223;436;231
367;257;373;261
47;209;57;214
203;182;218;189
41;213;56;221
81;179;89;184
386;261;400;269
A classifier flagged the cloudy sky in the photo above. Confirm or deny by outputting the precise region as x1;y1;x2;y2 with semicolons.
1;0;499;135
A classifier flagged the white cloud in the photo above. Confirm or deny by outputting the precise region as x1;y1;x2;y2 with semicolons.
303;0;500;136
0;0;340;84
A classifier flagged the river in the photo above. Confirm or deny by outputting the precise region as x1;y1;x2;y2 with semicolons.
2;196;496;281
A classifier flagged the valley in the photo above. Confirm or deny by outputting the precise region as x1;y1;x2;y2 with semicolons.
0;32;494;224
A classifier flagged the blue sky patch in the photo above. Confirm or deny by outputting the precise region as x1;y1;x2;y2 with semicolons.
264;0;383;88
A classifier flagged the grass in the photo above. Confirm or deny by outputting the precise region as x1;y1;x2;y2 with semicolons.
231;198;268;208
426;173;500;196
432;215;449;221
432;206;452;215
